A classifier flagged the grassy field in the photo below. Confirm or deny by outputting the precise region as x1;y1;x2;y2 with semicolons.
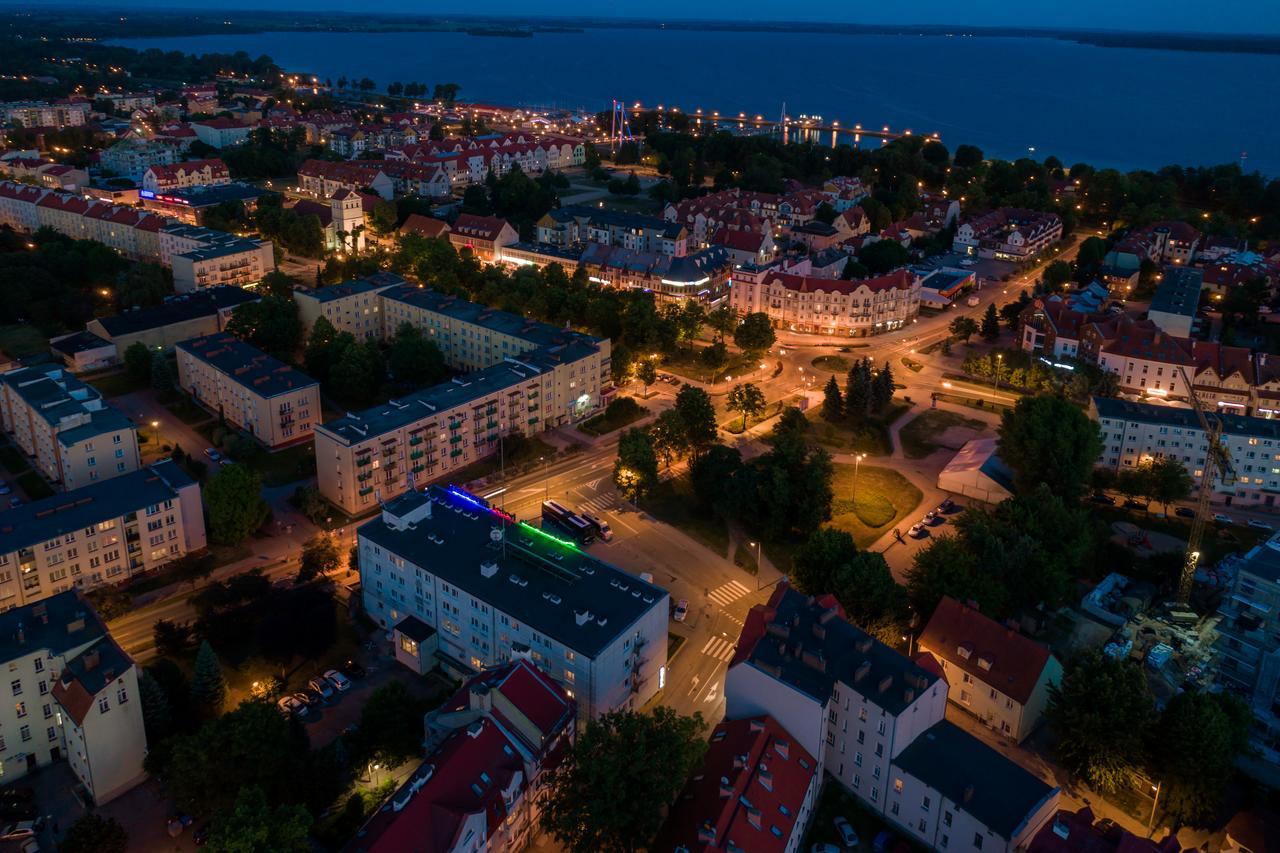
933;391;1016;416
161;393;214;426
828;464;924;548
578;402;648;436
720;398;800;435
240;442;318;488
811;354;852;373
0;324;47;358
86;370;148;399
661;345;757;384
644;475;731;559
899;409;988;459
806;403;910;457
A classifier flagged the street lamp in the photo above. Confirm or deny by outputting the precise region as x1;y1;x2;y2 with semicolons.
540;456;550;502
853;453;866;497
150;420;160;448
993;353;1003;395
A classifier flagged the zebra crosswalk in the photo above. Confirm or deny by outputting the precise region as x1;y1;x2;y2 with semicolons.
577;494;616;514
708;580;751;608
701;636;737;662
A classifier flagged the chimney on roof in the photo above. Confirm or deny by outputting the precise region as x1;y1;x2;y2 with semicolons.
964;784;975;804
83;649;100;672
14;622;23;645
854;661;871;683
66;616;85;634
878;675;893;693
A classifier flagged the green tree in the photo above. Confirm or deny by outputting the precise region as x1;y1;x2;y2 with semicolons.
1046;651;1155;794
949;316;978;342
541;708;707;853
117;262;172;308
206;785;311;853
871;361;895;412
297;534;340;584
387;322;445;386
649;408;688;468
998;395;1103;501
1142;456;1194;515
257;270;296;300
60;814;128;853
225;296;302;360
614;428;659;503
1149;692;1251;827
981;303;1001;340
635;359;657;396
151;351;174;392
331;340;385;408
727;382;766;431
1042;259;1073;291
302;316;341;381
674;386;717;456
205;463;270;546
733;312;776;358
906;535;1007;617
689;443;744;517
139;670;173;743
675;300;705;352
844;359;873;426
124;341;151;384
706;304;737;342
190;640;227;717
821;375;843;421
814;201;838;225
857;239;910;274
353;681;430;767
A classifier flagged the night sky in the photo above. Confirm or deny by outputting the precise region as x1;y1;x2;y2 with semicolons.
16;0;1280;34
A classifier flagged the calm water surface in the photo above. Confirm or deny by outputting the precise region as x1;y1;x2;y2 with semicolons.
112;29;1280;175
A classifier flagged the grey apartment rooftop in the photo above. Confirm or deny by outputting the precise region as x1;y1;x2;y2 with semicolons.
1149;266;1203;319
93;286;259;337
359;486;667;657
176;333;317;398
295;271;407;305
0;589;110;662
0;365;120;432
1092;396;1280;441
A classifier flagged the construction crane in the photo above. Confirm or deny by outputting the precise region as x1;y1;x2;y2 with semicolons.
1175;367;1237;607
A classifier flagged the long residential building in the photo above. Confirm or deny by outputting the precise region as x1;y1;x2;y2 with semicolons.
176;333;320;449
1091;396;1280;507
316;286;611;515
0;460;206;609
730;264;922;337
294;271;403;340
141;158;230;194
0;591;147;803
726;585;1060;853
86;286;260;358
358;486;668;719
0;365;140;492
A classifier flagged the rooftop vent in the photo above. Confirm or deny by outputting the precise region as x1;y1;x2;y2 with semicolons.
480;561;499;579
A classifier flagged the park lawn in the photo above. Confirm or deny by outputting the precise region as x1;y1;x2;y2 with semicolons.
0;324;48;358
720;398;795;435
644;474;731;559
233;442;318;488
811;354;852;373
661;345;756;384
827;463;923;548
86;370;149;399
16;470;53;500
161;393;214;425
898;409;989;459
579;403;648;436
805;403;909;457
933;391;1016;416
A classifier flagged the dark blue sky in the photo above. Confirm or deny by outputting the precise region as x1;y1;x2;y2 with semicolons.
28;0;1280;34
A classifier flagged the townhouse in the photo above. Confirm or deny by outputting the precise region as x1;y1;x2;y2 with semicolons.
0;591;147;804
1091;396;1280;506
821;176;870;211
917;597;1062;743
86;286;259;358
666;189;778;246
159;223;276;292
1017;297;1104;362
538;206;689;256
0;366;140;492
175;333;320;450
730;265;922;337
1079;315;1196;400
294;271;404;340
141;158;231;194
654;715;821;853
579;243;733;304
953;208;1062;261
357;486;668;719
297;159;396;201
711;227;775;266
726;586;1059;853
449;214;520;264
1202;251;1277;295
1105;220;1202;271
0;460;206;609
315;286;611;515
0;157;88;191
351;658;576;853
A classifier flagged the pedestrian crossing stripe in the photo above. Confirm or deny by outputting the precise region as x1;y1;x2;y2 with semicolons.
579;495;616;513
701;637;736;662
708;580;751;608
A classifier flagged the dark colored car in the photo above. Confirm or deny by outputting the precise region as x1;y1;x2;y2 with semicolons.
1123;499;1147;510
1089;493;1116;505
193;822;212;846
1175;507;1196;518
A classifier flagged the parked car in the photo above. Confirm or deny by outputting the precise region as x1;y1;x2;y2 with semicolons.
342;659;367;679
1175;507;1196;518
812;845;841;853
1248;519;1273;531
833;816;860;847
1089;493;1116;505
203;448;222;462
923;510;940;526
276;694;307;718
307;677;335;701
673;599;689;622
1214;513;1234;525
303;688;323;707
324;669;352;692
959;257;975;266
0;822;36;841
909;523;927;539
938;498;956;513
1123;499;1147;511
0;482;10;496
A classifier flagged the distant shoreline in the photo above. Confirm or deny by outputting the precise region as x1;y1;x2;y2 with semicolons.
40;8;1280;57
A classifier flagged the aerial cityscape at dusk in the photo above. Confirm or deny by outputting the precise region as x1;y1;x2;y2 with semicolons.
0;3;1279;851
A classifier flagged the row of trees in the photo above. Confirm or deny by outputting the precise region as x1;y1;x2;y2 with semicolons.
822;358;895;426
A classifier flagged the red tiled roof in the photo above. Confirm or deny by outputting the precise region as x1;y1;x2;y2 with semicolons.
764;268;916;296
146;158;228;182
451;213;511;242
711;228;764;253
918;597;1053;705
400;213;450;239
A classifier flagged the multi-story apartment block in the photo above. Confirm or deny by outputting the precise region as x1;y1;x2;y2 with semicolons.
101;92;157;112
316;287;610;515
537;206;689;256
579;243;733;304
654;715;821;853
190;117;253;149
1105;220;1203;271
353;658;576;853
1091;396;1280;507
918;597;1062;743
1212;535;1280;769
953;209;1062;261
449;214;519;264
358;486;668;719
0;460;206;609
1079;315;1195;400
1146;267;1202;338
294;272;403;340
0;591;147;803
726;586;1059;853
176;334;320;450
141;158;231;194
730;264;922;337
86;286;259;358
159;224;275;292
0;365;140;491
0;182;166;262
0;100;89;128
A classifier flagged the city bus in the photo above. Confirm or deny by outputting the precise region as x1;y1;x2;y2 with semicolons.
542;500;595;545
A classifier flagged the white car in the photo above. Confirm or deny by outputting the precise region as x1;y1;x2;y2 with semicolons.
276;694;307;718
673;599;689;622
1248;519;1273;531
959;257;976;267
909;523;927;539
833;816;860;847
0;821;36;841
1213;513;1234;525
308;677;335;701
324;669;352;692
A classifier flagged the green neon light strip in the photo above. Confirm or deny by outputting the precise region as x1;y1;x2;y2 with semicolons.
518;521;579;551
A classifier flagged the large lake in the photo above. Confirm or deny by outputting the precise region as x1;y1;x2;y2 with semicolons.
112;29;1280;175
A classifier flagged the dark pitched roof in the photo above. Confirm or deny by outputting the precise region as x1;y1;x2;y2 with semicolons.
94;286;260;338
918;597;1055;705
893;720;1057;839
